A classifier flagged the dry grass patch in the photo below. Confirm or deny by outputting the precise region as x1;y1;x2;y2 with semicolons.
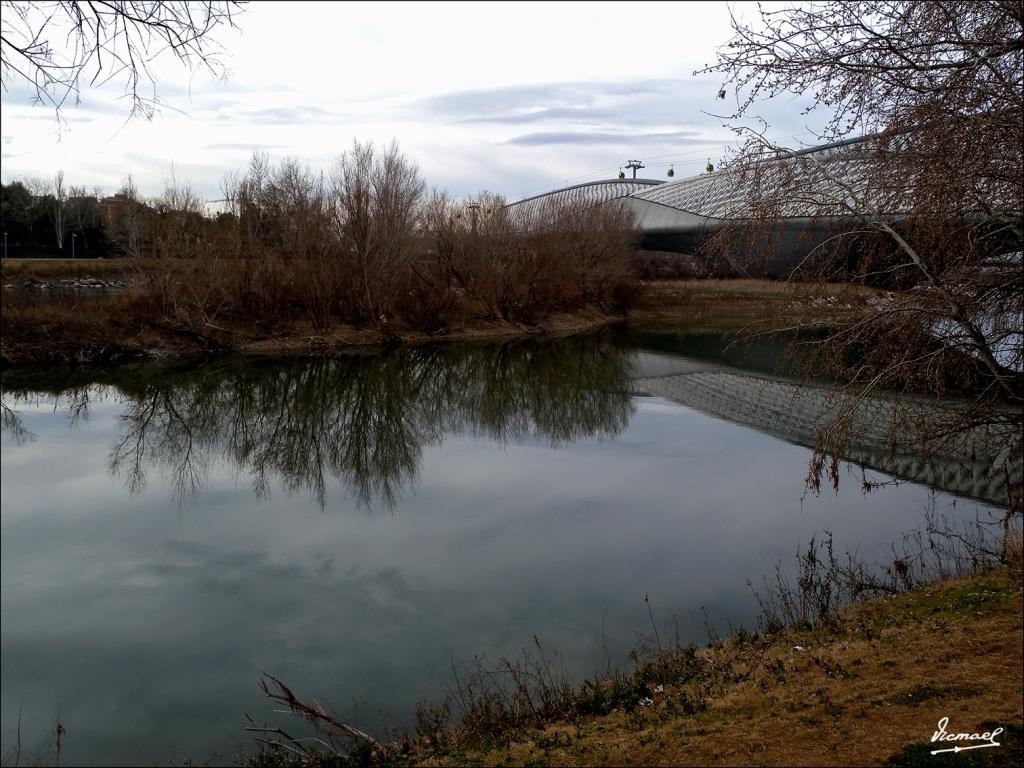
0;257;170;283
633;279;882;330
421;569;1022;767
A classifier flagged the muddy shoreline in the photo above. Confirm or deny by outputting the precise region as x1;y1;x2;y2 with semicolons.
1;261;880;366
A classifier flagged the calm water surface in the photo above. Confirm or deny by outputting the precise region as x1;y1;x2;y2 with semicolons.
0;328;1008;765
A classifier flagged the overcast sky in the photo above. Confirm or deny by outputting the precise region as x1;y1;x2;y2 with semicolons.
0;1;824;204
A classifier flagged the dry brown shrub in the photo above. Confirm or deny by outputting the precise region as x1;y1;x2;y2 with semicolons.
110;144;642;333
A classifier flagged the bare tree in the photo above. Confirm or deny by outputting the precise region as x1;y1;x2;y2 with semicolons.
51;169;66;249
67;184;95;224
1;1;245;119
17;172;69;248
115;174;144;257
422;189;471;289
332;140;425;328
700;1;1022;508
152;163;205;258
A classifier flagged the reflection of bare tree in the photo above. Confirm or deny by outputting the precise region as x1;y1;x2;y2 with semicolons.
2;384;99;445
4;335;634;508
1;398;34;445
108;388;208;500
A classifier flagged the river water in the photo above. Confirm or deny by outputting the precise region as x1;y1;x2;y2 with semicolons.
0;326;1013;765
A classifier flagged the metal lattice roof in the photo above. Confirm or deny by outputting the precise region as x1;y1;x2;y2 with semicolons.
628;138;882;220
505;178;664;223
506;137;886;223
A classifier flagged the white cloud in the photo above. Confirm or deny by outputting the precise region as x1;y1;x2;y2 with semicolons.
0;1;825;202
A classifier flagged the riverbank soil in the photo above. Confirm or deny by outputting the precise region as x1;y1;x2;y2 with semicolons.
633;277;879;329
0;257;143;282
417;567;1022;767
1;258;884;365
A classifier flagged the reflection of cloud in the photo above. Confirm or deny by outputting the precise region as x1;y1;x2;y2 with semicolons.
507;130;704;146
0;339;998;763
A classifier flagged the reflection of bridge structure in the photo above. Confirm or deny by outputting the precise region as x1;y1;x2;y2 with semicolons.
627;350;1021;508
507;137;879;275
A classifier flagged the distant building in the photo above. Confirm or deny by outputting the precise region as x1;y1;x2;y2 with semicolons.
98;193;133;228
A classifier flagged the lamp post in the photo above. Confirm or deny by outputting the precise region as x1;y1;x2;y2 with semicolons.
72;232;76;260
3;231;7;260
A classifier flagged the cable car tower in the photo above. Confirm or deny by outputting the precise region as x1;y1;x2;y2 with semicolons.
623;160;645;179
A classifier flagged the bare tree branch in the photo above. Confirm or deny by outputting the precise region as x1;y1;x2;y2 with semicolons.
1;1;245;119
700;0;1023;505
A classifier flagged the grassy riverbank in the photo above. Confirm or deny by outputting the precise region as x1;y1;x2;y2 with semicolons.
0;258;881;365
232;520;1023;768
236;565;1022;768
406;567;1022;767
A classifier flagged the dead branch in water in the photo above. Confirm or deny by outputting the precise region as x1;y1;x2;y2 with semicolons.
258;672;383;752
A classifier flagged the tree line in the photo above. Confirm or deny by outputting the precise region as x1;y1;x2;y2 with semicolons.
3;142;642;335
0;168;219;259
